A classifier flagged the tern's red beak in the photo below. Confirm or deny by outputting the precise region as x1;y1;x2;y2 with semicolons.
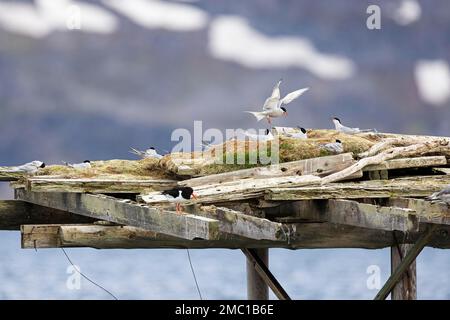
284;112;288;116
191;193;198;200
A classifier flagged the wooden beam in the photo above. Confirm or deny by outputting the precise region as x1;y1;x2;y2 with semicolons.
269;199;419;232
20;221;450;250
364;156;447;171
391;242;416;300
0;200;95;230
16;223;395;249
242;248;291;300
179;153;355;188
15;189;220;240
385;198;450;225
245;248;269;300
17;178;177;193
196;206;289;241
267;175;450;201
21;224;286;249
374;225;437;300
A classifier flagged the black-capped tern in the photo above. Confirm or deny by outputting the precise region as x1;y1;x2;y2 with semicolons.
244;129;274;141
62;160;91;169
130;147;163;159
245;79;309;124
320;139;344;154
0;161;45;174
332;117;376;134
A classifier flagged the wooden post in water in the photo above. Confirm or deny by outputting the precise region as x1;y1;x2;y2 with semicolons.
246;248;269;300
390;243;417;300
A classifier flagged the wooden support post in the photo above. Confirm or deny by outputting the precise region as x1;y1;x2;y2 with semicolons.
374;225;437;300
246;248;269;300
243;248;291;300
391;242;417;300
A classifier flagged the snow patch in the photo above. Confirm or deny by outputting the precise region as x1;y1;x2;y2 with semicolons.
415;60;450;106
208;16;356;80
103;0;208;31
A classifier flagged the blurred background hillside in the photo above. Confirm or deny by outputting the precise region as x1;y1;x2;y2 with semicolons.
0;0;449;299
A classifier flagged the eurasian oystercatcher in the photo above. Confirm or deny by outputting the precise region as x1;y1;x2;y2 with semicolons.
162;187;198;214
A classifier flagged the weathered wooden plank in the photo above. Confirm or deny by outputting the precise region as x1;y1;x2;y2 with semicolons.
364;156;447;171
196;206;288;241
324;139;450;184
22;178;177;193
268;199;418;232
179;153;355;188
267;175;450;201
386;198;450;225
20;222;450;249
142;175;322;205
15;189;220;240
0;200;95;230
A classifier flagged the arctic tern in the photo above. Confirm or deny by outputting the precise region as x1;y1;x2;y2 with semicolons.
245;79;309;124
0;161;45;174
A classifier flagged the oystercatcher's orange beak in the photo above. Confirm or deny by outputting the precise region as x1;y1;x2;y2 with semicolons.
191;193;198;200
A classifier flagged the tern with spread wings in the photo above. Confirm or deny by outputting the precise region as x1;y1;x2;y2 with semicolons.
245;79;309;124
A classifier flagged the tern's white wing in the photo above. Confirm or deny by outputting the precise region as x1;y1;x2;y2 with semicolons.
281;87;309;105
262;97;279;111
270;80;282;100
263;80;282;111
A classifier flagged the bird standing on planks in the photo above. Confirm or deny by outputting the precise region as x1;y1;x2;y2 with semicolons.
162;187;198;214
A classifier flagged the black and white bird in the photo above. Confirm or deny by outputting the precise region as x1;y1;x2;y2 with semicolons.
162;187;198;214
62;160;91;169
245;79;309;124
332;117;376;134
426;185;450;204
286;127;308;139
0;161;45;174
244;129;274;142
130;147;163;159
320;139;344;154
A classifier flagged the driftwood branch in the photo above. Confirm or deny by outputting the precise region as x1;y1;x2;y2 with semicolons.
323;139;449;184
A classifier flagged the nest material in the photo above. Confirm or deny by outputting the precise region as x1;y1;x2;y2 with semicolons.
32;130;384;178
37;158;168;179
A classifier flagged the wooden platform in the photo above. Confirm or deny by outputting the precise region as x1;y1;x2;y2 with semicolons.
2;130;450;300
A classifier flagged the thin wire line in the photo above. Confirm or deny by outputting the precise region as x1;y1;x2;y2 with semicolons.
186;249;203;300
61;248;119;300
